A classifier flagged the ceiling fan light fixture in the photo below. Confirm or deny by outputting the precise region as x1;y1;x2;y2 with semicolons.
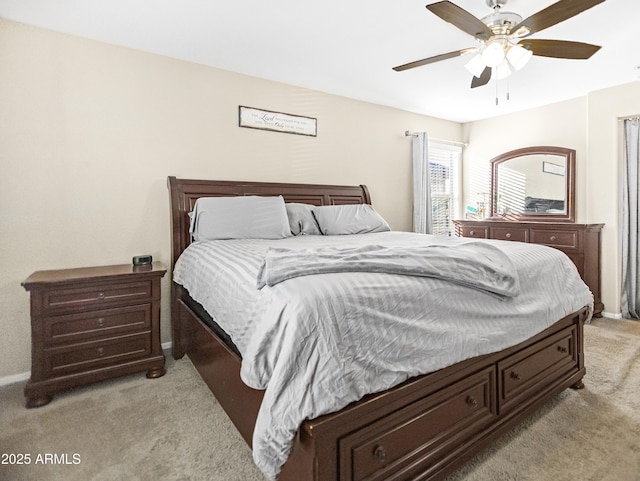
395;0;606;96
506;43;533;70
481;41;505;67
465;54;486;78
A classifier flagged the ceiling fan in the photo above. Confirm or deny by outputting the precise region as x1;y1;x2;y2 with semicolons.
393;0;605;88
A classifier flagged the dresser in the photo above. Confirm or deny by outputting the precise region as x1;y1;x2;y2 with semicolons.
22;262;167;408
453;220;603;317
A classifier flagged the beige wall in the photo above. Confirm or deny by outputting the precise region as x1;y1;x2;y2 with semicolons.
462;82;640;317
586;81;640;318
0;19;462;379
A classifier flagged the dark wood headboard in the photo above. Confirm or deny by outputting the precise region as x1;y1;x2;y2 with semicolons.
167;176;372;268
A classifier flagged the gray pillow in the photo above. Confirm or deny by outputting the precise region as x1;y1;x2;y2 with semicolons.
312;204;390;235
189;196;292;241
285;203;322;236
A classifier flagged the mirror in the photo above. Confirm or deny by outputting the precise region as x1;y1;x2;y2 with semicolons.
490;146;575;222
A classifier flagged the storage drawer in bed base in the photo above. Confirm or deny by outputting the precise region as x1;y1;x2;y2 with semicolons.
340;367;497;481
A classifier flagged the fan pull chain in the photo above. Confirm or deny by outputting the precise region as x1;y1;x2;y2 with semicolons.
494;77;511;106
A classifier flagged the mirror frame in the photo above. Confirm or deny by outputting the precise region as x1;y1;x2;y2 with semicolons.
490;146;576;223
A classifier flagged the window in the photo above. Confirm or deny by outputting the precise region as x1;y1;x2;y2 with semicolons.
429;142;461;236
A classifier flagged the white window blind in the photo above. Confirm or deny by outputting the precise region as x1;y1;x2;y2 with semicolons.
428;142;462;236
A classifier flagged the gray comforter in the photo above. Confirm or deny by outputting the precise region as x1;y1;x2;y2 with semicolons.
257;242;521;298
173;232;593;479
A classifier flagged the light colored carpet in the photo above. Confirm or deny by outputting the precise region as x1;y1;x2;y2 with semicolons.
1;317;639;481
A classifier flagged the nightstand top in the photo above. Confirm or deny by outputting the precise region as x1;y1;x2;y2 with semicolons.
22;262;166;290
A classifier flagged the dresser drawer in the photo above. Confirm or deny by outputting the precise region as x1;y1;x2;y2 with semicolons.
44;332;151;377
42;281;153;314
459;226;488;238
44;304;151;345
530;229;578;249
490;227;528;242
339;367;496;481
498;326;578;413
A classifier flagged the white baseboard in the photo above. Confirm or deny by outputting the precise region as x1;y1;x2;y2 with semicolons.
602;311;623;319
0;371;30;388
0;341;174;388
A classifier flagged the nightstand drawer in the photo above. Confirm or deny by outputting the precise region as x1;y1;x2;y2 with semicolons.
44;304;151;345
530;229;578;249
45;332;151;377
43;281;152;313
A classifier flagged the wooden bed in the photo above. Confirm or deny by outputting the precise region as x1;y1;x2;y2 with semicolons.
167;176;588;481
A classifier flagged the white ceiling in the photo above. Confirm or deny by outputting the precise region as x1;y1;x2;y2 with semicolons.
1;0;638;122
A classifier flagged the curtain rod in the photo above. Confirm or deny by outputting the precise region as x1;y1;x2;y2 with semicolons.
619;115;640;121
404;131;468;147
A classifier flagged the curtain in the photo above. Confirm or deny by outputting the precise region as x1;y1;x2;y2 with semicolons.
621;118;640;318
411;132;432;234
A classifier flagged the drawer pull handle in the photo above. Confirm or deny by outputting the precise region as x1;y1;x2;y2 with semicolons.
97;347;105;357
466;396;478;408
550;235;557;242
557;345;568;353
469;230;475;236
373;445;387;462
97;292;106;300
505;233;512;239
97;318;105;327
510;371;521;381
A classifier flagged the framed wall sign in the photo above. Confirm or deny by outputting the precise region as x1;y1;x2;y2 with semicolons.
239;106;317;137
542;161;565;176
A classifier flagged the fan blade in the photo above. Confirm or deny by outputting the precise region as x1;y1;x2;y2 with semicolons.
393;49;470;72
512;0;605;38
426;1;492;41
471;67;491;88
520;39;601;59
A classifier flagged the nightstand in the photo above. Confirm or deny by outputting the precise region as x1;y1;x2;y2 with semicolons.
22;262;167;408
